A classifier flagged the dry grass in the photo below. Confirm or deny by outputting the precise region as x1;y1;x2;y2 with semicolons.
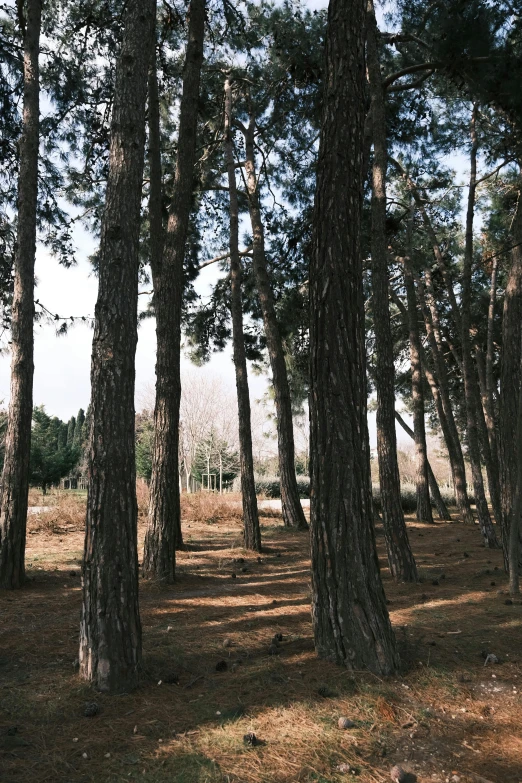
27;489;86;534
3;500;522;783
181;491;244;526
136;478;150;519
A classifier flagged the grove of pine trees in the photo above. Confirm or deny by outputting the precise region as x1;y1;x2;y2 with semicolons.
0;0;521;698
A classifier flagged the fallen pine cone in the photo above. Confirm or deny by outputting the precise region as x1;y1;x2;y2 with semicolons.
84;702;100;718
243;732;259;746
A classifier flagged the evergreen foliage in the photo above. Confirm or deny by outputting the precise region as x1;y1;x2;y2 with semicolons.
29;406;79;493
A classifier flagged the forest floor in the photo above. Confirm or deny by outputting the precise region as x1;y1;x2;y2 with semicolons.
1;494;522;783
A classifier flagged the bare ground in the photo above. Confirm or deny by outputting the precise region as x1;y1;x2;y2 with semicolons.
1;498;521;783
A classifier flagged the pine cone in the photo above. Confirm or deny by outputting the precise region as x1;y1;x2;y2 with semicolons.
84;702;100;717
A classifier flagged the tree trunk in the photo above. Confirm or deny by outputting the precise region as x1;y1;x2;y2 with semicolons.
0;0;41;590
508;378;522;595
242;117;307;531
143;0;206;579
224;78;261;552
390;285;459;522
309;0;399;674
403;255;433;524
474;345;502;525
500;185;522;568
394;155;497;536
366;0;417;578
394;411;452;520
418;271;475;524
142;27;180;578
79;0;155;693
461;106;498;549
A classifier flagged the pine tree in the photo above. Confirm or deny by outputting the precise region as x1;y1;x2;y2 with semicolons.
73;408;85;450
79;0;156;693
309;0;398;674
143;0;207;582
0;0;42;589
366;0;419;575
66;416;76;447
225;77;261;551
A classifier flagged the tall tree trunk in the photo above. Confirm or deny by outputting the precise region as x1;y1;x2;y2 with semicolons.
224;78;261;552
0;0;41;590
461;106;498;549
403;256;433;524
142;26;179;578
394;155;498;534
392;158;475;526
476;343;499;464
143;0;206;579
394;411;451;520
419;271;476;524
309;0;399;674
366;0;417;579
242;117;307;531
500;185;522;568
508;378;522;595
79;0;155;693
390;285;459;522
473;346;502;525
485;254;499;428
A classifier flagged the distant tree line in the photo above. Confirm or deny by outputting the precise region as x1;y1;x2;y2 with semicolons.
0;405;88;493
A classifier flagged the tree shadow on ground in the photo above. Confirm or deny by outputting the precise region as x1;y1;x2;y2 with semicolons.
1;514;522;782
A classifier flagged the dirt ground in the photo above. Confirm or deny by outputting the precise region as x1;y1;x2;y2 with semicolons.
1;500;522;783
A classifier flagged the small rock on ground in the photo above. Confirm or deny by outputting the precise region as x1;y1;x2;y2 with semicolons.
390;765;417;783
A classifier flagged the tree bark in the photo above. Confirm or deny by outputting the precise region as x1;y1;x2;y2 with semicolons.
474;345;502;525
476;343;499;473
500;185;522;568
394;411;452;520
418;271;475;524
461;106;498;549
0;0;41;589
486;257;499;408
79;0;155;693
390;285;461;522
367;0;418;578
393;159;475;526
394;156;499;535
143;0;206;579
508;378;522;595
403;256;433;524
309;0;399;674
224;78;261;552
242;117;307;531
